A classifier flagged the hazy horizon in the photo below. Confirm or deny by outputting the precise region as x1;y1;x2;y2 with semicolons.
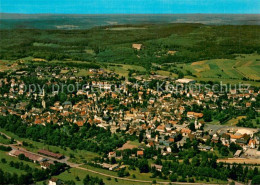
1;0;259;14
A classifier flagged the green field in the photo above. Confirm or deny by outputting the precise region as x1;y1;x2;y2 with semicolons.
177;54;259;80
0;134;13;145
54;165;227;185
80;164;169;182
106;64;146;77
164;53;260;85
54;167;150;185
0;128;100;164
0;128;228;184
0;151;40;175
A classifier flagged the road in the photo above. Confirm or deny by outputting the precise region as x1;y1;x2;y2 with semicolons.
0;131;23;146
1;131;234;185
76;166;225;185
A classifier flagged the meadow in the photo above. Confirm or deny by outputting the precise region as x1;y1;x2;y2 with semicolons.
0;128;100;164
0;151;40;175
162;53;260;85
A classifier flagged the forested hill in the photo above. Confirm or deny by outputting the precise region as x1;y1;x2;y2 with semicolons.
0;23;259;69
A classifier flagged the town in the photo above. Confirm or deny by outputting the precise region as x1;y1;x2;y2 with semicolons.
0;58;259;185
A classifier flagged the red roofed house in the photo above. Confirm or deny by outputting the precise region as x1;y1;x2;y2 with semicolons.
108;152;116;158
194;113;203;118
35;119;42;124
246;102;251;108
40;161;51;169
187;112;203;119
156;125;165;133
137;150;144;157
148;141;154;147
249;139;256;149
181;128;192;137
75;120;84;127
38;149;63;159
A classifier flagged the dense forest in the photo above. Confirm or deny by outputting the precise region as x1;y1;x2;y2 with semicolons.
0;24;259;69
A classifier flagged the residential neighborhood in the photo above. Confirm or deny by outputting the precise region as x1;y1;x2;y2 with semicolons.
0;60;259;184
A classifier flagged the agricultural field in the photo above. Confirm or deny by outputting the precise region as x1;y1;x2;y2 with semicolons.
234;54;260;80
165;53;260;85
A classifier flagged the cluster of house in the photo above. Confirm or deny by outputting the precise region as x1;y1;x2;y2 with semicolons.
1;64;260;162
207;127;260;158
103;125;260;172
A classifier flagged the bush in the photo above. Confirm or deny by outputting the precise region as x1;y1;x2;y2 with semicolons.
252;175;260;185
0;145;12;151
1;158;7;163
170;173;178;182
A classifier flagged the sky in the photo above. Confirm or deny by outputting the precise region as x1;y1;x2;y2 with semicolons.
0;0;259;14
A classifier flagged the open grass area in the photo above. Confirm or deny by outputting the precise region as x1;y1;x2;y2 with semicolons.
82;165;118;176
60;69;69;74
0;128;100;164
0;151;40;175
168;54;260;86
0;133;14;145
0;160;27;175
128;140;140;146
225;116;247;126
106;64;146;77
156;70;178;78
53;167;149;185
76;69;92;77
81;164;169;182
54;167;227;185
193;77;260;87
79;164;227;184
206;119;221;125
235;54;260;80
